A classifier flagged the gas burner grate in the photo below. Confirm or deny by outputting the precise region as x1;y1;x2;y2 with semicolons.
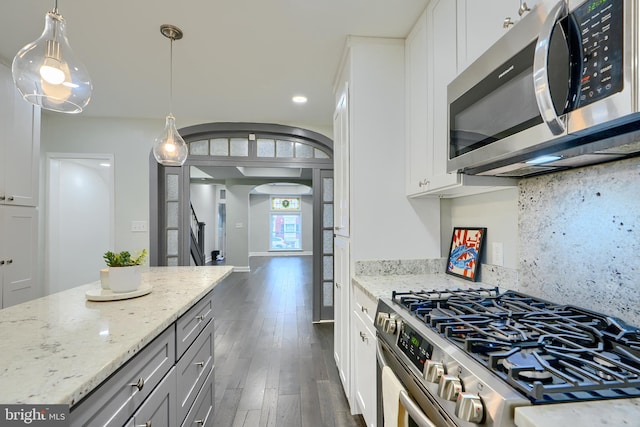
390;287;640;403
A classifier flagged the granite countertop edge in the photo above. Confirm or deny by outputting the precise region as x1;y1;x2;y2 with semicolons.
0;266;233;406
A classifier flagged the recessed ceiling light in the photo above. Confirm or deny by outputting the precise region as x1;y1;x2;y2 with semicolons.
292;95;307;104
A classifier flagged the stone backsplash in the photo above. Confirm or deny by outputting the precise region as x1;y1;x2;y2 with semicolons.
517;156;640;325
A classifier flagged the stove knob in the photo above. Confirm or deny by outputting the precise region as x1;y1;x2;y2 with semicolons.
438;375;462;401
375;312;389;327
424;360;444;383
383;316;399;334
455;392;484;423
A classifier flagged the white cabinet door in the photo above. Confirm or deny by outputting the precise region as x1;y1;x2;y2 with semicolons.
428;0;460;189
333;236;350;396
0;63;40;207
457;0;559;73
352;311;376;427
405;10;432;195
333;85;350;237
457;0;515;72
1;205;38;308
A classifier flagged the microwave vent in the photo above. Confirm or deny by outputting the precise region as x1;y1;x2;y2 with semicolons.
594;139;640;155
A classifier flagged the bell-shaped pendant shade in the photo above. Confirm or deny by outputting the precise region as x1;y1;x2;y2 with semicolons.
153;114;188;166
12;10;92;114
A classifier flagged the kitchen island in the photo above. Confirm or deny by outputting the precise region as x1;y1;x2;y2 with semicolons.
0;266;233;407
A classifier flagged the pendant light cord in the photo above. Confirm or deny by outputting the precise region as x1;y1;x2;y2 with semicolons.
169;37;174;115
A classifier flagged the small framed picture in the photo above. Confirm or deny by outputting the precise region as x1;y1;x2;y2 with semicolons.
446;227;487;282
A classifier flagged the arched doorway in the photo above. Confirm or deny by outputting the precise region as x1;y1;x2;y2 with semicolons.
149;123;334;321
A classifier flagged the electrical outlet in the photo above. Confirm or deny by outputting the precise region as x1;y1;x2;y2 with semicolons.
131;221;147;232
492;242;504;266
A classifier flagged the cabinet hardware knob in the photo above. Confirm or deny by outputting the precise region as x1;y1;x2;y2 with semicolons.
418;179;430;188
136;422;152;427
195;420;205;425
129;377;144;391
359;331;368;342
196;314;205;321
361;306;368;313
6;259;12;265
194;361;205;367
0;261;4;266
503;17;514;28
518;1;531;16
0;195;5;200
335;282;341;289
7;196;14;201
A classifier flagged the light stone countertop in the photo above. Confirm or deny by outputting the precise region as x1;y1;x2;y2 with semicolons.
0;266;233;407
352;272;494;302
352;271;640;426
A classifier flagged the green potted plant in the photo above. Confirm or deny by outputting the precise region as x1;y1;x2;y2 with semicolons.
103;249;147;293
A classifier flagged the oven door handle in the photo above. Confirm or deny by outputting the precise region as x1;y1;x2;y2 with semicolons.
376;339;389;368
376;340;437;427
399;390;438;427
533;0;568;136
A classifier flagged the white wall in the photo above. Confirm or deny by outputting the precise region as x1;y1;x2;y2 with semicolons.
47;157;113;294
190;182;217;263
249;193;313;254
41;114;158;253
441;188;519;268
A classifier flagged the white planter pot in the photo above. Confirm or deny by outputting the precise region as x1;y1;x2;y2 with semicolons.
108;266;141;293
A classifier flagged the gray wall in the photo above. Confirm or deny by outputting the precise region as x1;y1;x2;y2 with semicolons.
225;184;253;271
249;193;313;254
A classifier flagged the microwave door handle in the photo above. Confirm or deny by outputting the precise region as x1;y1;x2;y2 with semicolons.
533;0;568;135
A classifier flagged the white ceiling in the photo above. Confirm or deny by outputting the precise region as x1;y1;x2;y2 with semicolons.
0;0;429;133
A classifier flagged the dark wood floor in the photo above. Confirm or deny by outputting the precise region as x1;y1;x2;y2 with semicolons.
210;255;366;427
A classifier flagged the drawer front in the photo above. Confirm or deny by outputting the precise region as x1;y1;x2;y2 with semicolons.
70;326;176;427
131;367;177;427
181;366;214;427
353;285;376;326
177;319;214;424
176;291;214;359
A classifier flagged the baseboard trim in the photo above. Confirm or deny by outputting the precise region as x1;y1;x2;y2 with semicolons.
249;251;313;257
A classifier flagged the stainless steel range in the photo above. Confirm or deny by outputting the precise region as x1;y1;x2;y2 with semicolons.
375;287;640;427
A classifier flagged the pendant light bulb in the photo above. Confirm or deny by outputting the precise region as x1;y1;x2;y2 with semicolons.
153;114;188;166
153;24;187;166
12;6;92;114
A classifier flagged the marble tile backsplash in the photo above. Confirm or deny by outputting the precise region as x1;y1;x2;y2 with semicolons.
517;156;640;325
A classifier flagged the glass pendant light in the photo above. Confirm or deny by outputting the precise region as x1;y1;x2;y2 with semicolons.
12;0;92;114
152;24;188;167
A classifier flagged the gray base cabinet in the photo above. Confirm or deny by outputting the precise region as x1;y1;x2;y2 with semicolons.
70;291;215;427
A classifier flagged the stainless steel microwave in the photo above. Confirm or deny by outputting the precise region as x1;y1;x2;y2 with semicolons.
447;0;640;177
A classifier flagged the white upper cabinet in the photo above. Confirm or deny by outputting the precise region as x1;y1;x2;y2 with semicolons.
457;0;560;72
0;63;41;207
405;1;516;198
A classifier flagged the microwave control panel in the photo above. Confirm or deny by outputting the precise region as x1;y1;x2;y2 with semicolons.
573;0;623;108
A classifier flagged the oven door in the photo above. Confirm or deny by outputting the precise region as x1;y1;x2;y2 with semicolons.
376;339;456;427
